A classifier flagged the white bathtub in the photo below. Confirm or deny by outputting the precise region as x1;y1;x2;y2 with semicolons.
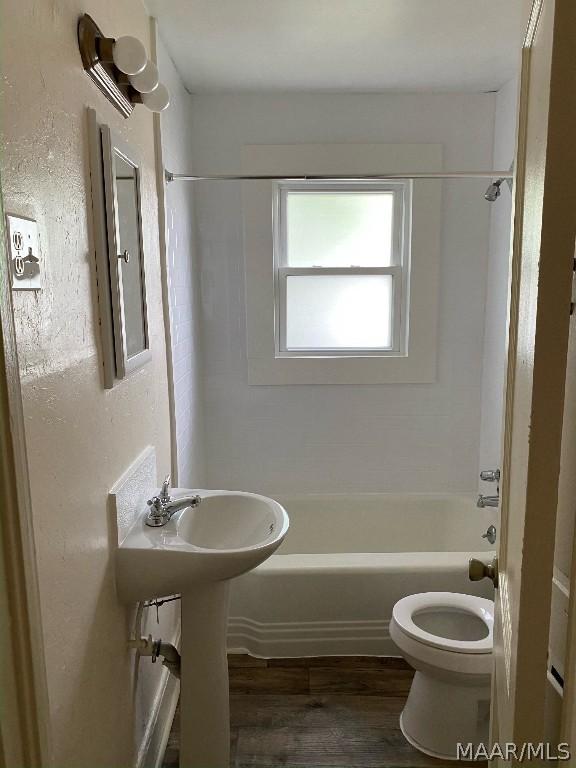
227;493;496;657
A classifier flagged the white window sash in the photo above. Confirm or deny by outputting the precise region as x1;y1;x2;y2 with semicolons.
276;180;406;269
276;265;403;357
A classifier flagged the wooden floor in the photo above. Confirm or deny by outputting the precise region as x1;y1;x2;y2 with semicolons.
162;655;484;768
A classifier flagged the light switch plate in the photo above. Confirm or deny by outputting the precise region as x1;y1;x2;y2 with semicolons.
6;213;42;290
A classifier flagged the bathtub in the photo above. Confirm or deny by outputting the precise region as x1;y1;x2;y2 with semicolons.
227;493;496;657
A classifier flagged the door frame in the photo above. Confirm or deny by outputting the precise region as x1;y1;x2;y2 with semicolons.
492;0;576;754
0;184;51;766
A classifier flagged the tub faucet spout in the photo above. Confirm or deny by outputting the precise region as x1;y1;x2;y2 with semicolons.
477;494;499;508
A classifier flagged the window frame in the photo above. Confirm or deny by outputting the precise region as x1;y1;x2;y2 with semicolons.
273;181;411;359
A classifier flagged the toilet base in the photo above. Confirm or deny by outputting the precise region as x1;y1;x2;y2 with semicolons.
400;670;490;761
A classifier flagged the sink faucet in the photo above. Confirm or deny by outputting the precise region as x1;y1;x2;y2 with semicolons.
146;475;201;527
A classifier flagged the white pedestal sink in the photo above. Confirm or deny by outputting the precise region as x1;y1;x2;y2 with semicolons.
116;489;289;768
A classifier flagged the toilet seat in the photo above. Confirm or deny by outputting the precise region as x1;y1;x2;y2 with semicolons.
392;592;493;654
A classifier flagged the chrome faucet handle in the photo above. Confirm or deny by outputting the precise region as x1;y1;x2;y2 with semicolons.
147;495;164;516
480;469;500;482
482;524;497;545
160;474;172;503
146;494;168;527
477;494;499;508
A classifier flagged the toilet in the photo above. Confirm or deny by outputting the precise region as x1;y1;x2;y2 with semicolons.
390;592;493;761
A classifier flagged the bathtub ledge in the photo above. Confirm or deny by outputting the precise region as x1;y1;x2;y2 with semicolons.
254;550;492;576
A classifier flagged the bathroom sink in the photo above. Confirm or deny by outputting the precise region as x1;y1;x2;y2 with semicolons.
117;488;288;767
116;489;289;602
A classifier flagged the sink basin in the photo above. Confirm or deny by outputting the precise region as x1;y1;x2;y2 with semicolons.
178;493;283;550
116;489;289;602
116;488;289;768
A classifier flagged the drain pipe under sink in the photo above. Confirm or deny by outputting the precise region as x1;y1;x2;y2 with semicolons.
130;634;181;679
129;600;181;679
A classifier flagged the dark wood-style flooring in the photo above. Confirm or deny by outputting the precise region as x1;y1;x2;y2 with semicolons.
162;655;485;768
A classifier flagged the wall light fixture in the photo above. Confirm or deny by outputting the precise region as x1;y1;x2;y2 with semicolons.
78;14;170;118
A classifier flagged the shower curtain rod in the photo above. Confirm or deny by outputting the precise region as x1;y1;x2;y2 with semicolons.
165;170;514;183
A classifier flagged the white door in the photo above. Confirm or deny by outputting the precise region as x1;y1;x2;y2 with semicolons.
492;0;576;755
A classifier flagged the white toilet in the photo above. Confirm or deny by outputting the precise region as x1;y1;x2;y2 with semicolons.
390;592;493;761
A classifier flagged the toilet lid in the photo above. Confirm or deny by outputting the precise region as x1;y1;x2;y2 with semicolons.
392;592;494;654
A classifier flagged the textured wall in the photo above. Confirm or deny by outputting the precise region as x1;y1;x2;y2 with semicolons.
190;93;495;496
156;34;205;488
0;1;176;765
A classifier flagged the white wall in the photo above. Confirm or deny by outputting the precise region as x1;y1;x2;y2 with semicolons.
1;1;175;765
190;93;496;495
478;78;518;480
156;35;205;487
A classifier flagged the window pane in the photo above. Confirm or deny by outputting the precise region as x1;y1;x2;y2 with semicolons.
285;274;393;350
286;192;394;267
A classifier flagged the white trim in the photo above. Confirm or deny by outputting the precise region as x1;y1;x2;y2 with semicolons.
0;184;51;765
228;616;395;657
150;18;179;485
242;143;442;385
87;108;116;388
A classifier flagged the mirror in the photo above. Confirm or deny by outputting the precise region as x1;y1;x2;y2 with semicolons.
101;125;151;381
113;152;147;359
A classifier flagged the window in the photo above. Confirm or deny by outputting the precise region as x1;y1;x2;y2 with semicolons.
274;182;410;357
242;142;441;385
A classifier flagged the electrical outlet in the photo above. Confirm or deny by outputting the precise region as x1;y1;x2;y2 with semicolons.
6;213;42;290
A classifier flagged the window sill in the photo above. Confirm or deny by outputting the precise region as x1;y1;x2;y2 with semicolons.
247;352;436;385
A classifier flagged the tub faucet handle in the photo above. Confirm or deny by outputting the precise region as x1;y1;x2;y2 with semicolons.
482;524;497;545
480;469;500;483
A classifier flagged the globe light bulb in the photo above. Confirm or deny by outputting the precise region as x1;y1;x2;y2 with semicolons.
129;60;159;93
112;36;147;76
142;83;170;112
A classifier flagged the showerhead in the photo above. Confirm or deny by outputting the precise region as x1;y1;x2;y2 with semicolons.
484;179;504;202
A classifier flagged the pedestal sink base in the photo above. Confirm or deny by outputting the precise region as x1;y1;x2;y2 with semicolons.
180;583;231;768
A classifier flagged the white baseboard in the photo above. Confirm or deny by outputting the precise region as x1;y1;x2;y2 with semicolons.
227;616;395;657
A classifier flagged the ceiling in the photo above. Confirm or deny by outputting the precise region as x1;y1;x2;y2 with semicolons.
146;1;525;94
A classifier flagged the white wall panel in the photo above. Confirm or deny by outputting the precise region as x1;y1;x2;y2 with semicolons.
190;93;496;495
